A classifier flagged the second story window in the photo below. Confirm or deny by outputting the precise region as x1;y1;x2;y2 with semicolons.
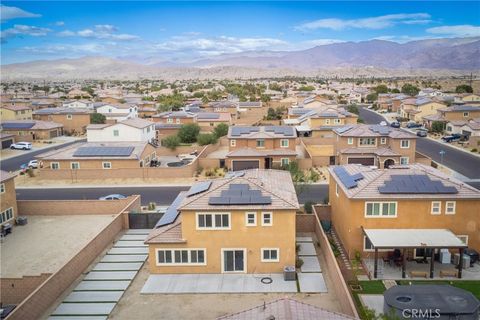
256;139;265;148
51;162;60;170
197;213;230;230
334;119;341;124
262;212;273;226
102;162;112;169
463;112;469;117
0;183;5;194
359;138;375;146
113;129;119;137
245;212;256;226
70;162;80;170
230;139;236;147
280;139;289;148
176;119;181;124
445;201;456;215
167;118;173;123
365;202;397;217
431;201;441;215
400;140;410;148
347;138;353;145
66;114;73;120
380;137;387;144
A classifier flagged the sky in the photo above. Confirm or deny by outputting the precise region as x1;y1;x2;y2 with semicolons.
1;1;479;65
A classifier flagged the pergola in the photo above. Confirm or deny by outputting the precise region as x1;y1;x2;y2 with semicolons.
362;228;468;279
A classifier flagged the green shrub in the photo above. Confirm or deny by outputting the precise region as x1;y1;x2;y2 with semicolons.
162;135;181;150
304;201;315;214
295;257;304;268
197;133;218;146
213;123;229;138
178;123;200;143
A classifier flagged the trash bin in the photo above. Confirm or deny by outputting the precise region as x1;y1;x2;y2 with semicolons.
284;266;296;281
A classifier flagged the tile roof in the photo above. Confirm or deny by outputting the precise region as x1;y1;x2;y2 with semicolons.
329;163;480;199
0;170;17;183
340;147;400;157
120;118;155;129
439;105;480;112
144;218;185;244
1;120;63;130
227;126;296;139
153;111;197;119
217;298;356;320
179;169;299;211
334;124;416;139
33;107;92;115
226;148;298;157
1;105;31;111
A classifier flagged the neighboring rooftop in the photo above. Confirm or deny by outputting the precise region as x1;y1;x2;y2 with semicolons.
334;124;416;139
439;105;480;112
1;120;63;130
228;126;296;139
0;170;16;182
1;105;31;111
329;163;480;199
33;107;92;115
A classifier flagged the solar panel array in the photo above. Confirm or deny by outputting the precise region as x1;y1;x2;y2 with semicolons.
155;192;187;228
369;125;392;135
333;166;364;189
230;126;260;137
378;175;459;194
186;181;212;197
197;113;220;119
1;122;35;129
209;183;272;205
335;125;354;134
73;146;135;157
264;126;295;136
225;171;246;179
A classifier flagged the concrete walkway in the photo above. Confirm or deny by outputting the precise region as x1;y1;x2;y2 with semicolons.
296;236;328;293
49;229;151;320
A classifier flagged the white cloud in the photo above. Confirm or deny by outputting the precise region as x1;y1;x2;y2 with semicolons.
1;24;51;42
0;5;40;21
295;13;431;31
20;43;106;54
55;21;65;26
426;25;480;37
57;24;140;41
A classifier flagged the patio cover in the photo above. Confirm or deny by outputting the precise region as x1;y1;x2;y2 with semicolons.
363;229;467;249
295;125;312;132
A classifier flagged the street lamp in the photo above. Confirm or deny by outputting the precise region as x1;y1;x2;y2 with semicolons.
439;150;446;165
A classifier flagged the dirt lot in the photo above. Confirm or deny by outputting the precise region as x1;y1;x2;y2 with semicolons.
0;215;115;277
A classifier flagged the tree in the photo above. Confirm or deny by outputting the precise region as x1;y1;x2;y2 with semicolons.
213;123;229;138
401;83;420;96
266;107;277;120
178;123;200;143
391;88;400;93
366;93;378;102
373;84;389;94
197;133;218;146
90;113;106;124
162;135;181;150
431;121;445;133
260;94;271;103
298;85;315;91
346;104;359;115
455;84;473;94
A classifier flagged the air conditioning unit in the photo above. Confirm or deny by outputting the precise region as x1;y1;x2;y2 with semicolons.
453;253;470;268
283;266;296;281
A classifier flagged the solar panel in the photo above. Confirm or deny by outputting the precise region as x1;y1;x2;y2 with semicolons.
155;192;187;228
73;146;134;157
225;171;246;178
378;175;459;194
208;197;229;205
350;173;364;181
333;166;359;189
197;113;220;119
186;181;212;197
369;125;392;135
335;125;354;134
208;183;272;205
1;122;35;129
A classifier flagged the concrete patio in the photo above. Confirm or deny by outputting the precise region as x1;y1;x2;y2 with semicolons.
364;259;480;280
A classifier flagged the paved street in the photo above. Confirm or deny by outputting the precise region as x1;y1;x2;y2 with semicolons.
16;184;329;206
359;107;480;179
0;139;86;172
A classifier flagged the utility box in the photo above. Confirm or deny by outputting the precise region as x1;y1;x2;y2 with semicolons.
284;266;296;281
16;216;28;225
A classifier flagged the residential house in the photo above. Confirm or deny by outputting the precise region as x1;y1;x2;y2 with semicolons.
138;106;157;118
1;120;63;141
37;141;157;170
87;118;156;143
226;126;298;171
348;87;370;104
0;133;15;149
333;124;419;168
151;111;197;125
377;94;410;112
457;93;480;105
238;101;262;110
205;101;239;118
145;169;299;274
62;100;93;109
301;95;333;108
1;99;32;109
400;98;446;122
0;170;17;227
445;118;480;147
422;105;480;129
418;88;445;97
0;105;33;121
196;112;232;131
67;89;92;99
95;103;138;122
33;108;92;135
328;163;480;278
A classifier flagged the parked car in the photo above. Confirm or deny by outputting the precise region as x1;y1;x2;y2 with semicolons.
28;160;39;168
99;194;127;200
178;153;196;161
441;134;462;143
379;121;388;126
10;142;32;150
390;121;401;128
406;122;423;129
416;130;427;137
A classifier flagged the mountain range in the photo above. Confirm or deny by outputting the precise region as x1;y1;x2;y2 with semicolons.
2;37;479;80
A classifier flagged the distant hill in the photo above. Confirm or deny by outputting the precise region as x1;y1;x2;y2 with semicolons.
2;37;479;80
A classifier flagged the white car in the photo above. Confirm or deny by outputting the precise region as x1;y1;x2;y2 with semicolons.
178;154;196;161
10;142;32;150
379;121;388;126
28;160;39;169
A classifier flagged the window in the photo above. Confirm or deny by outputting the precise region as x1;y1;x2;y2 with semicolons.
70;162;80;170
431;201;441;215
280;139;289;148
113;129;119;136
0;183;4;194
256;139;265;148
457;235;468;245
0;207;14;224
176;118;181;124
197;213;230;230
446;126;452;132
102;162;112;169
245;212;256;226
400;140;410;148
262;212;273;226
334;119;341;124
156;249;206;265
230;139;236;147
463;112;469;117
380;137;387;144
347;137;353;145
51;162;60;170
359;138;376;146
167;118;173;123
325;119;330;125
365;202;397;217
66;114;73;120
400;157;409;165
445;201;456;215
261;248;279;262
281;158;289;167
